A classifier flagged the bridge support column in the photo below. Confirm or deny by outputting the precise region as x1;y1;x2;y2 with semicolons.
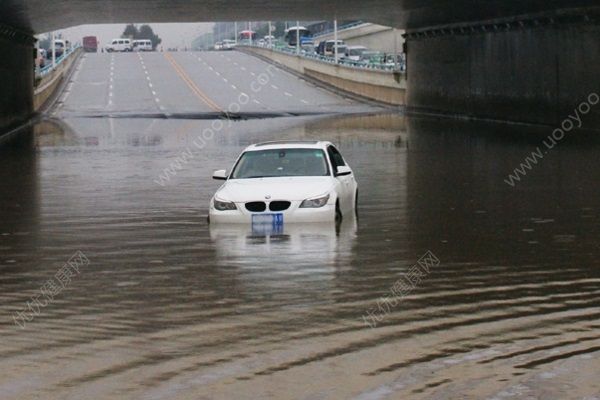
0;24;35;134
405;11;600;129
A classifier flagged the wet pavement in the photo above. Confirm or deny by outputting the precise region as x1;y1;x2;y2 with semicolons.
0;51;599;399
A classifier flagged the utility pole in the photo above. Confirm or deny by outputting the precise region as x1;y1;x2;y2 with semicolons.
234;22;238;43
268;21;272;47
333;19;338;63
296;21;300;55
51;31;56;68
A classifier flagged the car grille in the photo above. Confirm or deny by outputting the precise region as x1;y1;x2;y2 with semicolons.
245;202;266;212
245;201;291;213
269;201;291;212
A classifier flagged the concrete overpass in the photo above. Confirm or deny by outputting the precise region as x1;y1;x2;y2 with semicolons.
2;0;600;132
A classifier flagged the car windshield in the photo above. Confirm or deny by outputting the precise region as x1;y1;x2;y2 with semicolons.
231;149;329;179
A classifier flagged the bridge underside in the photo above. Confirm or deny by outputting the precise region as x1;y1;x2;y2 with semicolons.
1;0;600;133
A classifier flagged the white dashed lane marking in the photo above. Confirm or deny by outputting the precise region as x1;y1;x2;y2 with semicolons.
284;92;293;97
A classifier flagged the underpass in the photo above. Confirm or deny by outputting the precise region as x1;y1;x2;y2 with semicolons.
1;1;600;398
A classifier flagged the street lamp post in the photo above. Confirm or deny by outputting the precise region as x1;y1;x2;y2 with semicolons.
51;31;56;68
333;19;338;63
296;20;300;55
268;21;272;48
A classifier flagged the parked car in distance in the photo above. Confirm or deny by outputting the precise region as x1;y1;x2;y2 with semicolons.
83;36;98;52
214;42;223;50
209;141;358;225
106;38;132;52
133;39;153;52
345;46;368;61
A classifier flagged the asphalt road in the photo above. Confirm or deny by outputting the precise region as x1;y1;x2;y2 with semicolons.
57;51;374;117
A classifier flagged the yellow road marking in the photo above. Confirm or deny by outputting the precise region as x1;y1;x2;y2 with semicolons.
164;53;222;113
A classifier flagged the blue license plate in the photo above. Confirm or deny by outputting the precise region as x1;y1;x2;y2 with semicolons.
252;213;284;226
252;214;284;235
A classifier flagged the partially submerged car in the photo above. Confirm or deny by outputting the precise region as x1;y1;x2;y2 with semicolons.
209;141;358;225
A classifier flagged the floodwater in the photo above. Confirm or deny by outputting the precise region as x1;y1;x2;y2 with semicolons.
0;113;599;399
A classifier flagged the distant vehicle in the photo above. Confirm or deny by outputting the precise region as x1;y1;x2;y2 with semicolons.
209;141;358;224
214;42;223;50
50;40;66;58
106;39;132;52
222;39;236;50
360;50;385;66
335;45;348;60
263;35;275;46
345;46;368;61
301;41;316;54
238;30;257;43
324;40;345;57
285;26;311;47
133;39;153;52
35;48;46;69
257;39;266;47
83;36;98;53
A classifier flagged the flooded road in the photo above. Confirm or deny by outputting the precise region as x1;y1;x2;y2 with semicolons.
1;110;600;399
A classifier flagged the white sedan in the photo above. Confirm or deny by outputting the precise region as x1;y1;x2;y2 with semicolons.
209;141;358;224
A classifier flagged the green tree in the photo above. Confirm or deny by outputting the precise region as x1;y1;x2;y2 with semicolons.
122;24;138;39
138;25;162;50
38;33;52;50
121;24;162;50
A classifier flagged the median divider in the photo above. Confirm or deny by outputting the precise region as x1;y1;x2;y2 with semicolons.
239;46;406;106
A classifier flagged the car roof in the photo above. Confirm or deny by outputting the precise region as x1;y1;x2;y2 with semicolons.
245;140;332;151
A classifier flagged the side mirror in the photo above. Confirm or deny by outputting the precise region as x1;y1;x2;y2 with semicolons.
336;166;352;177
212;170;228;180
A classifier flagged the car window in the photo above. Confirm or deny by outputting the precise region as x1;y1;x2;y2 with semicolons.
231;149;330;179
327;146;346;172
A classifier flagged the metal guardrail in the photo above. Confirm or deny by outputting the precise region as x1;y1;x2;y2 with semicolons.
311;21;369;39
241;44;405;73
38;45;80;77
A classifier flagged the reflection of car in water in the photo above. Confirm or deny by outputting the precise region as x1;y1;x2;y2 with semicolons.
210;218;357;264
209;141;358;224
209;219;357;296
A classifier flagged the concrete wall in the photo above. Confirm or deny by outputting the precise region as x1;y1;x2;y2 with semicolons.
314;23;405;54
406;18;600;129
242;47;406;106
0;35;34;133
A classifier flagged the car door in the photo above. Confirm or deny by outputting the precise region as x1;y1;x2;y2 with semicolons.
327;145;354;211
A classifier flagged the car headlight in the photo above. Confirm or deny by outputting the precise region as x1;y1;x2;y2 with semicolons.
300;194;330;208
214;199;237;211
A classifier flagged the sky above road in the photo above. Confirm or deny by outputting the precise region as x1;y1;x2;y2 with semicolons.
43;23;214;49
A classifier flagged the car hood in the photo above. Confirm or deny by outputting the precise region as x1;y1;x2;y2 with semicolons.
216;177;335;202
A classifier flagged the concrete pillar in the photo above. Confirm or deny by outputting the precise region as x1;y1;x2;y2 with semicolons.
0;26;35;134
405;13;600;128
